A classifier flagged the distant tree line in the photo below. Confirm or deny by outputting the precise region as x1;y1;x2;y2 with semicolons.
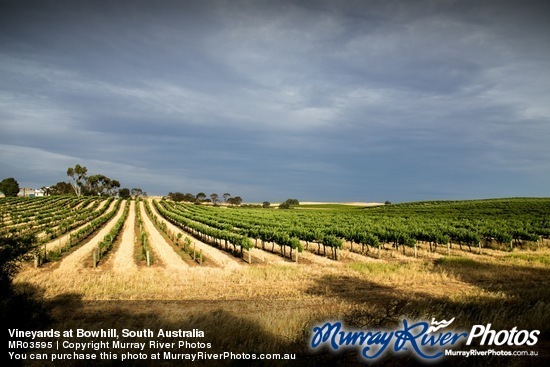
167;191;243;206
1;164;146;199
62;164;145;199
165;194;303;209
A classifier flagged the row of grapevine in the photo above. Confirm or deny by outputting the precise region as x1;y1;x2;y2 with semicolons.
0;196;92;237
135;198;153;265
162;202;350;260
153;199;254;260
92;200;130;266
40;198;121;264
37;199;104;244
143;198;209;265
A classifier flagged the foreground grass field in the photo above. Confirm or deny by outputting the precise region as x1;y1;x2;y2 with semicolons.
12;247;550;366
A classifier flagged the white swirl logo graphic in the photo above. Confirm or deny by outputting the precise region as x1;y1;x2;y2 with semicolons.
427;318;456;333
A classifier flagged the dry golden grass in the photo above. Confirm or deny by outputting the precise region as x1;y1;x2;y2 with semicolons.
12;224;550;366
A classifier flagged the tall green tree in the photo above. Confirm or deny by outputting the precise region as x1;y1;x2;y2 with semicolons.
168;192;185;202
210;193;219;205
0;177;19;197
107;179;120;196
119;188;131;199
131;188;146;197
49;181;74;195
279;201;291;209
87;175;120;196
66;164;88;197
67;166;121;197
228;196;243;206
183;193;195;202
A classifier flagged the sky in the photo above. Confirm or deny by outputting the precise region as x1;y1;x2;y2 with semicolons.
1;0;549;203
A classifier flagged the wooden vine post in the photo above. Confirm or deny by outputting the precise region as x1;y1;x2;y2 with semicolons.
92;249;98;268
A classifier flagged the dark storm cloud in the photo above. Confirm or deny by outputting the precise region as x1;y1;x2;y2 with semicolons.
1;0;549;202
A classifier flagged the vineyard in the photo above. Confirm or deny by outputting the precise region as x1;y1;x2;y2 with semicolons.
153;197;550;262
2;196;550;366
2;196;549;268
